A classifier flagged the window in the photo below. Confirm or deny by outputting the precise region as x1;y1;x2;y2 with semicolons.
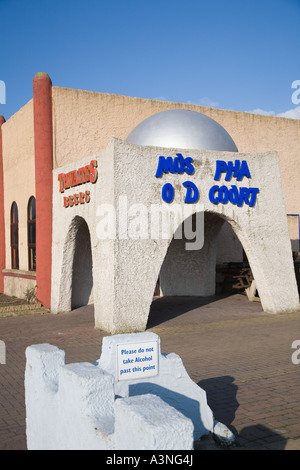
28;197;36;271
10;202;19;269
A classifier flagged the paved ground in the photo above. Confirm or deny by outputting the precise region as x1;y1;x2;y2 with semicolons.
0;293;300;451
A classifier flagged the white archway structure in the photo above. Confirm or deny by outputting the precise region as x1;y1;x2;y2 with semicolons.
51;110;299;333
51;138;299;333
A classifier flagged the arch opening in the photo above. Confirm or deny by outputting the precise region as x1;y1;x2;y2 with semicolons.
148;210;262;328
58;216;93;312
71;217;93;309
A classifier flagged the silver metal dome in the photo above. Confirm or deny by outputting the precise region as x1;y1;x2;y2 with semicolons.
126;109;238;152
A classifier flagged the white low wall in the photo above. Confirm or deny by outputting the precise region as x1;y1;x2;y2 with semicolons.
25;332;234;450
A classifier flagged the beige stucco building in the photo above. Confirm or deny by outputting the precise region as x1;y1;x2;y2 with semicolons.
0;73;299;332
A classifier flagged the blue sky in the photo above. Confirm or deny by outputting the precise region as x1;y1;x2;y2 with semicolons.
0;0;299;120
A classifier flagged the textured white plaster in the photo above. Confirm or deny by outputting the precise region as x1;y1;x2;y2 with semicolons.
213;420;235;445
97;332;215;440
51;139;299;334
26;332;224;450
114;394;194;450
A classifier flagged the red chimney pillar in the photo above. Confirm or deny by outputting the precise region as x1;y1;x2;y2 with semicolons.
33;73;53;308
0;116;6;293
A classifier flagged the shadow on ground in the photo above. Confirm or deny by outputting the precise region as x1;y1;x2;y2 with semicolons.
147;295;232;328
197;376;287;450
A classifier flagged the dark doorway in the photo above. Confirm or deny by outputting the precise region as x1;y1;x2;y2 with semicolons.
71;217;93;309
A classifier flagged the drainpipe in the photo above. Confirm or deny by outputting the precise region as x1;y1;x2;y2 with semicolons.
0;116;6;292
